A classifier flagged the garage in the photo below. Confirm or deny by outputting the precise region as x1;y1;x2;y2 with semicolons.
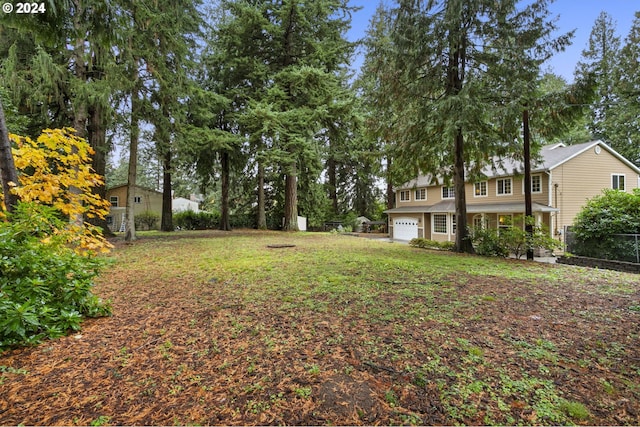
393;217;418;240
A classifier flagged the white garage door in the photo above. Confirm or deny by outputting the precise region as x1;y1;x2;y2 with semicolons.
393;217;418;240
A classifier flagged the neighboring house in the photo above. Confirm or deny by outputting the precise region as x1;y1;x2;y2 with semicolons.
384;140;640;243
105;185;163;232
172;197;200;213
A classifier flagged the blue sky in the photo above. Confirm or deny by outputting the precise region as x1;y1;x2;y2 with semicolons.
346;0;639;82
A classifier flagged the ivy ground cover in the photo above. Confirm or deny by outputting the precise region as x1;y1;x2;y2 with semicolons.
1;230;639;425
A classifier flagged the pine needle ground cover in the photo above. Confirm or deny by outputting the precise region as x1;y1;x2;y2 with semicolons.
1;230;639;425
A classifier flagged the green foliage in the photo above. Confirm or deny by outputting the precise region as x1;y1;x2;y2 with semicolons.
469;227;509;257
134;211;160;231
409;238;454;251
173;210;220;230
470;216;560;259
559;400;590;421
0;202;111;350
570;189;640;261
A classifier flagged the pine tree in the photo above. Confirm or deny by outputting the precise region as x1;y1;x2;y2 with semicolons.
609;12;640;165
575;11;621;143
385;0;570;253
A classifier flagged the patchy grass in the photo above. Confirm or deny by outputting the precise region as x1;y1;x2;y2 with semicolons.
1;230;639;425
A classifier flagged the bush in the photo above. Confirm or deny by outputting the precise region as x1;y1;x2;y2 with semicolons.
469;227;509;257
0;203;111;350
409;238;455;251
134;211;159;230
571;189;640;261
173;210;220;230
470;216;560;259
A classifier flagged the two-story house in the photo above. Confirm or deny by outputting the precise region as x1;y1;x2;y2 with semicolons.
384;140;640;243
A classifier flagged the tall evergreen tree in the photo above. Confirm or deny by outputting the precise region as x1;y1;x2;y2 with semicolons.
609;12;640;165
250;0;356;231
575;11;621;143
386;0;571;253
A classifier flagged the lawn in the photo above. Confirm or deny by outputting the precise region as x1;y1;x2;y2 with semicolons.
1;230;639;425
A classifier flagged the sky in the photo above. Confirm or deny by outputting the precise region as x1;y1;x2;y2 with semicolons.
345;0;639;83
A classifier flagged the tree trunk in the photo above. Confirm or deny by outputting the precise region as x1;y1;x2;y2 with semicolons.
386;156;394;210
257;161;267;229
160;149;173;232
447;27;474;254
283;160;299;231
219;150;231;231
523;108;534;260
453;129;474;253
125;79;139;242
327;156;338;215
87;99;114;236
0;100;19;213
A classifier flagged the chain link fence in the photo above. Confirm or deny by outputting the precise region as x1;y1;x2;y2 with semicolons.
565;228;640;264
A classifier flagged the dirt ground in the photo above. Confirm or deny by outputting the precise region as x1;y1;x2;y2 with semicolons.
1;232;639;425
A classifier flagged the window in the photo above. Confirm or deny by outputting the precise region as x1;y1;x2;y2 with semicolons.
110;196;118;207
433;214;447;234
134;196;142;204
441;186;455;199
472;214;486;229
415;188;427;201
498;214;512;231
474;181;487;197
612;174;625;191
399;190;410;202
497;178;512;196
451;214;456;234
531;175;542;193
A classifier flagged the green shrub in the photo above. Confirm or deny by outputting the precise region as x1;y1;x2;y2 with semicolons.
571;189;640;261
469;227;509;257
134;211;160;230
0;203;111;350
409;238;454;251
173;210;220;230
470;216;559;259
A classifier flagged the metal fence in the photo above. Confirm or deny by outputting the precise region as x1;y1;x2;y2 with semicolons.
565;230;640;264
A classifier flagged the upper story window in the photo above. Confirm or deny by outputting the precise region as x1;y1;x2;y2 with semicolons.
612;174;625;191
414;188;427;201
399;190;411;202
497;178;512;196
134;196;142;204
110;196;118;207
474;181;487;197
441;186;455;199
531;175;542;193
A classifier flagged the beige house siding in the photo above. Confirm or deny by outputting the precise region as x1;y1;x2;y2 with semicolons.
397;174;550;208
105;185;163;231
387;141;640;244
467;174;549;206
551;146;640;235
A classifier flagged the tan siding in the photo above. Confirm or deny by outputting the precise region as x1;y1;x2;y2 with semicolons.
552;147;640;232
106;186;164;223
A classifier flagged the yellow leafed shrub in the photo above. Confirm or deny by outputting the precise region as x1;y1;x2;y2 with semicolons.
2;128;112;255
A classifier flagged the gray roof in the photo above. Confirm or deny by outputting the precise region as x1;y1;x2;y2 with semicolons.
397;140;640;190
